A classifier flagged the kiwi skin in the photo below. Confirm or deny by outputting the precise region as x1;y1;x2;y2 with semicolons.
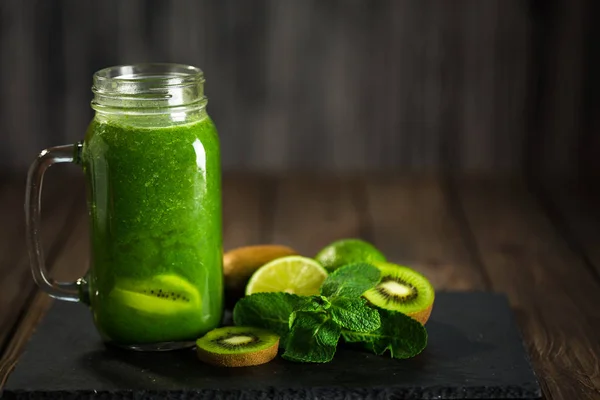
409;304;433;325
196;326;280;367
223;245;298;307
364;262;435;325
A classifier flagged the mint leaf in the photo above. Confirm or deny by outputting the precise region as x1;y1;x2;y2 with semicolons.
342;309;427;359
320;263;381;299
233;292;308;346
282;311;341;363
295;295;331;312
289;295;331;329
330;297;381;333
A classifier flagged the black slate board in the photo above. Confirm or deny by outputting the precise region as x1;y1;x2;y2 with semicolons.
2;292;541;400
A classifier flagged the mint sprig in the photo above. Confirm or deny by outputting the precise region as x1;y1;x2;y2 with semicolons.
320;262;381;299
282;264;382;362
232;262;428;363
282;311;341;363
232;292;308;345
330;297;381;333
342;309;428;359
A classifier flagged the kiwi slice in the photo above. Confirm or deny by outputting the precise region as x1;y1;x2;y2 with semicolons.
363;262;435;324
196;326;279;367
109;274;201;315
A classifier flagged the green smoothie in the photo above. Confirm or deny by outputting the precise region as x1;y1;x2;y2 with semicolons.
81;113;223;345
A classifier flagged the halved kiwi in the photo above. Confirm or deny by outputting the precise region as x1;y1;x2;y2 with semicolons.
196;326;279;367
108;274;201;315
363;262;435;324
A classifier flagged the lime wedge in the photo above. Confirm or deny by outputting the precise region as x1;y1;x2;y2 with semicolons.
245;256;328;296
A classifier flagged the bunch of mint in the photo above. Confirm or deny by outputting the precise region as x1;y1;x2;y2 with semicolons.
232;263;427;363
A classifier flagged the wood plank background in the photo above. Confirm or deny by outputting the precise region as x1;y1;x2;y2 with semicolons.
0;0;596;176
2;172;600;399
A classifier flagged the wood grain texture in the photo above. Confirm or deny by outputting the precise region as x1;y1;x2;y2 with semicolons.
0;179;29;276
0;173;82;353
269;175;363;257
0;195;88;389
532;0;587;178
1;173;599;399
0;0;544;174
457;177;600;400
576;0;600;181
365;175;488;290
222;174;265;250
533;180;600;278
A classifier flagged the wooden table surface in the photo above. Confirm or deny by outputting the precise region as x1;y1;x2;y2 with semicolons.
0;172;599;400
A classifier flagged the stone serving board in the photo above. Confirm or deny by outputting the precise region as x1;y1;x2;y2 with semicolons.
2;292;541;399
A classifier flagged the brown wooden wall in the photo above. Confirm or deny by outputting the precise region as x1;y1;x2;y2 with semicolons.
0;0;595;176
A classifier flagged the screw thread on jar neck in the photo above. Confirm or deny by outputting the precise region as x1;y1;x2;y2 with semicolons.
91;63;207;116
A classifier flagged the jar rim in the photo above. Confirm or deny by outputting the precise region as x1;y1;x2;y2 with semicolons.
91;63;207;114
93;63;205;87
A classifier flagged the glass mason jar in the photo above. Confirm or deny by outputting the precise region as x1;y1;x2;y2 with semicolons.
25;63;224;350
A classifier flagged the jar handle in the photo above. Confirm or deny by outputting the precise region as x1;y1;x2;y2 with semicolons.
25;143;85;302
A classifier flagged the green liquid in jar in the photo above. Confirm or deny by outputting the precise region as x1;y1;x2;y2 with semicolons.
82;114;223;345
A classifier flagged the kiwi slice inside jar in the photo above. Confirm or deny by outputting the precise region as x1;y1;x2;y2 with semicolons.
108;274;202;315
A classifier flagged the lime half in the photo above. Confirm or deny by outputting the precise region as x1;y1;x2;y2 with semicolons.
315;238;386;272
245;256;328;296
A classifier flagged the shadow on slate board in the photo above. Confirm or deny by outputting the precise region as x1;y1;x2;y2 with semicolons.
2;292;541;399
